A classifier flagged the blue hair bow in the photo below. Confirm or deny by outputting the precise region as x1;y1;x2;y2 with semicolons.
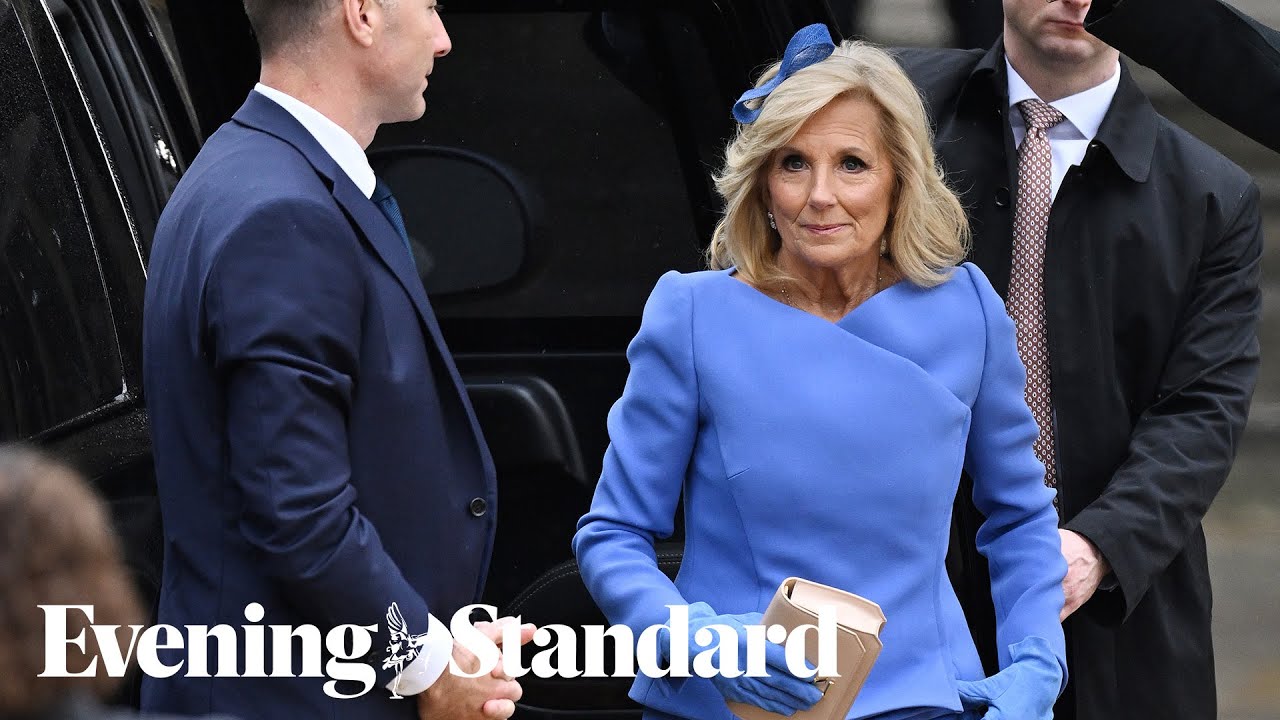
732;23;837;124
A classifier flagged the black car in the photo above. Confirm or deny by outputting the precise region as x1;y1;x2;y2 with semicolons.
0;0;834;716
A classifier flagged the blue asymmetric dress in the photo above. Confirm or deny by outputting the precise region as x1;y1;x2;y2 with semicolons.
573;264;1067;720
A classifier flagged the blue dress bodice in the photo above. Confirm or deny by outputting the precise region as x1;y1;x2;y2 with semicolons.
574;264;1066;720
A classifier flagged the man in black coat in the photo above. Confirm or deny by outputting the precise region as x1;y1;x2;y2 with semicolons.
891;0;1264;718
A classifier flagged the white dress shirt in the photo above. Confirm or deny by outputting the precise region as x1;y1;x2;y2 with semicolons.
1006;61;1121;201
253;83;377;198
253;83;453;697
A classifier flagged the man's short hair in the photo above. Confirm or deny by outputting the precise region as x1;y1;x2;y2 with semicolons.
242;0;334;57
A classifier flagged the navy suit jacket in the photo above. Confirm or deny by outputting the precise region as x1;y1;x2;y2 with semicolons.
140;91;497;718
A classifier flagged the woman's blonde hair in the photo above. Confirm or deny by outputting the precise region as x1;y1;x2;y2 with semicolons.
708;39;969;289
0;446;144;714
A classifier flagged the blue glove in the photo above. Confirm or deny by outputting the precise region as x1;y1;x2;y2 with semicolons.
658;601;823;716
954;636;1064;720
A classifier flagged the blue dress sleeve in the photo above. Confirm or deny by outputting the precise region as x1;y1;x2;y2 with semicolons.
959;263;1068;684
573;271;699;632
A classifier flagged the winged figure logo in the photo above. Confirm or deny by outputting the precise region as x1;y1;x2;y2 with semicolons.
383;602;431;697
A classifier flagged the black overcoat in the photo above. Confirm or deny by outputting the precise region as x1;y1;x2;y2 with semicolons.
894;43;1263;720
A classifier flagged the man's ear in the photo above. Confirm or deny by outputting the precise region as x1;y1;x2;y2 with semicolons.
342;0;381;48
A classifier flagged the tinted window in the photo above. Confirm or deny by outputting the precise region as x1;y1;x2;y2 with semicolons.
47;0;192;244
372;7;724;319
0;6;124;439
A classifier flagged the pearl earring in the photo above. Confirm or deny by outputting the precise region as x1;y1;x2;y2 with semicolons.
767;211;777;230
880;236;888;256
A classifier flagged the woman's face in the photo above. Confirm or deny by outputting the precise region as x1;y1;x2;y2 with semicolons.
765;94;896;272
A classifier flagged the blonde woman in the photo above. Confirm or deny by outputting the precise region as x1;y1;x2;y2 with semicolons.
574;25;1066;720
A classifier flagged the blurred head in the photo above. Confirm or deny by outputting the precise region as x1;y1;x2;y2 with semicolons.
1002;0;1118;74
243;0;451;124
0;446;144;715
708;39;969;289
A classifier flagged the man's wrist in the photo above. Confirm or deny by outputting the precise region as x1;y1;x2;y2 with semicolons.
387;613;453;697
1076;530;1116;591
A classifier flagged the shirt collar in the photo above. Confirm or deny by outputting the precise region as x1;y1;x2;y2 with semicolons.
253;83;377;198
956;41;1156;183
1005;58;1121;141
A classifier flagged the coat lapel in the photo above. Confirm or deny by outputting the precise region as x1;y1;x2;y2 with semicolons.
937;40;1019;297
1090;62;1158;183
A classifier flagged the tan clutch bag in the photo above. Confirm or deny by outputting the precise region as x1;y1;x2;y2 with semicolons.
726;577;887;720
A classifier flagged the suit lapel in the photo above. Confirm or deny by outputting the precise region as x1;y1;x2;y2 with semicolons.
331;177;495;478
231;92;495;479
232;93;429;311
331;178;440;343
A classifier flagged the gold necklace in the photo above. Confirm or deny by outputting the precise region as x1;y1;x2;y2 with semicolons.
778;261;886;310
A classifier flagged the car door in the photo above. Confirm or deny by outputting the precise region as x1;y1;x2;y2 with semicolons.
0;0;129;445
2;0;200;679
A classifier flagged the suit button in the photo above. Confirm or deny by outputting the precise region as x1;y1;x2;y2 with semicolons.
469;497;488;517
994;186;1011;207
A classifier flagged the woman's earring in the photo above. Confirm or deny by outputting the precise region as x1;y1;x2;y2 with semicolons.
767;211;777;230
880;236;888;256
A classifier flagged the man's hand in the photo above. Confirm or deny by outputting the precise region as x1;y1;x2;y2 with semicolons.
476;616;538;649
1059;529;1110;620
416;620;529;720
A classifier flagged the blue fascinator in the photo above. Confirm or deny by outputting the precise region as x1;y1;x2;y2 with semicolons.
732;23;837;124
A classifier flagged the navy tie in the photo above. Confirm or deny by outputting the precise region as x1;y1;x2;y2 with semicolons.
371;178;413;258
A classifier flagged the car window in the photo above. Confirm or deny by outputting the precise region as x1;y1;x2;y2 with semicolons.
47;0;190;247
0;5;125;439
371;7;725;319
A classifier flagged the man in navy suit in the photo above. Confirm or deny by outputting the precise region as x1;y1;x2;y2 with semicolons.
141;1;526;717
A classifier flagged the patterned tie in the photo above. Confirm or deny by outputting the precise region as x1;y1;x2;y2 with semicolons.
371;178;414;259
1009;99;1066;495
